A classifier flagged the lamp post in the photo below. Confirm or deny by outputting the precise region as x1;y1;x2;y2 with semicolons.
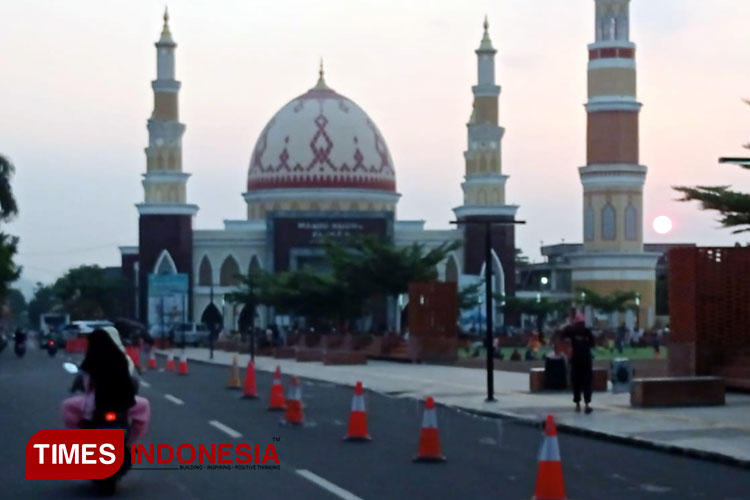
635;293;641;332
450;217;526;402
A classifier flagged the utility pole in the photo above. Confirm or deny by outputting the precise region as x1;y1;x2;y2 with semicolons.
451;218;525;402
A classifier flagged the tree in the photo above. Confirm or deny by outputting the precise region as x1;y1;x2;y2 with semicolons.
52;265;127;319
226;267;268;335
5;288;28;328
500;295;570;333
0;155;20;307
458;282;482;312
674;101;750;233
28;283;60;328
577;287;637;328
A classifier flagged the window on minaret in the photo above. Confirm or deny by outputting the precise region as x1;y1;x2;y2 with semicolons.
584;205;595;241
602;204;616;240
625;204;638;240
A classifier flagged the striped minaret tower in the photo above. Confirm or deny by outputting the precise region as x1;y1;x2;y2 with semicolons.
453;17;518;300
135;8;198;325
569;0;658;328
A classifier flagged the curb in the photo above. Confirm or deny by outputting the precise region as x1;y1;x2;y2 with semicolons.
156;351;750;470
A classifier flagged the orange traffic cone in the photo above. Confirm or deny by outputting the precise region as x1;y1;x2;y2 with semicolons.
282;376;304;425
268;366;286;411
344;381;371;441
177;352;189;375
148;351;157;370
413;396;445;462
532;415;566;500
242;360;259;399
165;352;175;371
227;355;242;389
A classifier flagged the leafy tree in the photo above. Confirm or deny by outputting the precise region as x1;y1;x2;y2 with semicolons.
5;288;28;328
226;268;268;334
674;101;750;233
577;287;637;315
0;155;20;307
499;295;570;333
52;265;127;319
28;283;60;327
458;282;482;311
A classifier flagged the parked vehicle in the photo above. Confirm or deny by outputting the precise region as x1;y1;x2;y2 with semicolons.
174;322;209;346
61;320;115;339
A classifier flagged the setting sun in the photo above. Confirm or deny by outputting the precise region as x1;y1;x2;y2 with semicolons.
653;215;673;234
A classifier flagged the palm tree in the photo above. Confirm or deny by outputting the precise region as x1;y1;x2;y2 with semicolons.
0;155;18;221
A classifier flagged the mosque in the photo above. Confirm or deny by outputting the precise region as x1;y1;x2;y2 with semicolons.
119;0;659;334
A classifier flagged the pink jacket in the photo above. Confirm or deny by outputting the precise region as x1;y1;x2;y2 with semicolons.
61;393;150;442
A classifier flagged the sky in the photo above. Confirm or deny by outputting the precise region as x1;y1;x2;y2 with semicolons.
2;0;750;293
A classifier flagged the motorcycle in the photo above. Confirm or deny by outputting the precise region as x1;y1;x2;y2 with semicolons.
63;362;134;495
45;339;58;357
14;339;26;358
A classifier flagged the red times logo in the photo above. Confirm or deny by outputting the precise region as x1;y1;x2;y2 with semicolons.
25;429;125;479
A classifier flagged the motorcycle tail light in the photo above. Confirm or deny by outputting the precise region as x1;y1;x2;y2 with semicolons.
49;340;55;345
104;412;117;422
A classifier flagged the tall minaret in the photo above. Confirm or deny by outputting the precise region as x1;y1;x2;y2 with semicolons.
135;8;198;326
453;17;518;298
570;0;658;327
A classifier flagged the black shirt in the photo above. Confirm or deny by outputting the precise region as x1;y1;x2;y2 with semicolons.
563;325;594;362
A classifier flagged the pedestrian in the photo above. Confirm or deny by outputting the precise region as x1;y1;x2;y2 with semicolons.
616;322;627;354
561;313;595;414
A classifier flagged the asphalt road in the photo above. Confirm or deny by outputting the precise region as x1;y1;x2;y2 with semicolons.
1;346;748;499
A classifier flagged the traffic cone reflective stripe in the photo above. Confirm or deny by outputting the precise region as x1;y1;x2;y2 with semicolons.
165;352;175;371
268;366;286;411
148;352;157;370
227;355;242;389
345;381;371;441
177;352;189;375
413;396;445;462
532;415;566;500
242;361;259;399
283;377;304;425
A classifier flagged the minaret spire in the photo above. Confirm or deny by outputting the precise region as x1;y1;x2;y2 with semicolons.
160;6;173;42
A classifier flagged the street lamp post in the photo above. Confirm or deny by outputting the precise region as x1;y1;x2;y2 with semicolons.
451;217;526;402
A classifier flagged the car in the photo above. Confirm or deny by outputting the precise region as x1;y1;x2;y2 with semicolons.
62;320;115;339
174;323;209;347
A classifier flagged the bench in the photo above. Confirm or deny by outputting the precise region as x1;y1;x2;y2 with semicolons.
295;349;324;362
529;367;608;392
272;347;297;359
630;376;725;407
323;350;367;365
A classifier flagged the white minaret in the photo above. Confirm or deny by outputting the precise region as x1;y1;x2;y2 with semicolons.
137;8;197;215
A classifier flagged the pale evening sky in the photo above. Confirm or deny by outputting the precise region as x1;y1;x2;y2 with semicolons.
2;0;750;290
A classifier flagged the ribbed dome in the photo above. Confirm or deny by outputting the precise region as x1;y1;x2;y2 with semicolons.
247;76;396;193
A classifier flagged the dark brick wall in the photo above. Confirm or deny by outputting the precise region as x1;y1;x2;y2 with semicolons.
460;215;516;297
138;214;194;325
668;247;750;375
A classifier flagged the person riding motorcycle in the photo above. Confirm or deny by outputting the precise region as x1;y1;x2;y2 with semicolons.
61;327;150;441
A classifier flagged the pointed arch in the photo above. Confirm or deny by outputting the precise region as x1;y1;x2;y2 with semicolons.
248;255;262;274
219;255;241;286
445;254;459;283
198;255;213;286
154;249;177;275
479;250;505;297
200;302;223;330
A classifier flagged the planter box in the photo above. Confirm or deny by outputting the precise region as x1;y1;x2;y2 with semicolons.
295;349;324;362
323;350;367;365
529;367;608;393
273;347;297;359
631;376;725;407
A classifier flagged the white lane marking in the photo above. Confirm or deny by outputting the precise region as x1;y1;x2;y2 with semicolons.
164;394;184;405
296;469;364;500
140;380;151;388
208;420;242;439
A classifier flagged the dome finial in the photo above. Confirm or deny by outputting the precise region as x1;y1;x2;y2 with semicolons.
164;5;169;25
313;58;330;90
484;14;489;32
479;14;494;51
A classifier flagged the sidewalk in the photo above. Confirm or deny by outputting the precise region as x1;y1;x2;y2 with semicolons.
161;347;750;467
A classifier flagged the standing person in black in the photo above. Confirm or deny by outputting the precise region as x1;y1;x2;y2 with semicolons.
562;313;595;414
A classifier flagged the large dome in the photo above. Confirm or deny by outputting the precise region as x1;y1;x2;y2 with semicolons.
247;74;396;193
